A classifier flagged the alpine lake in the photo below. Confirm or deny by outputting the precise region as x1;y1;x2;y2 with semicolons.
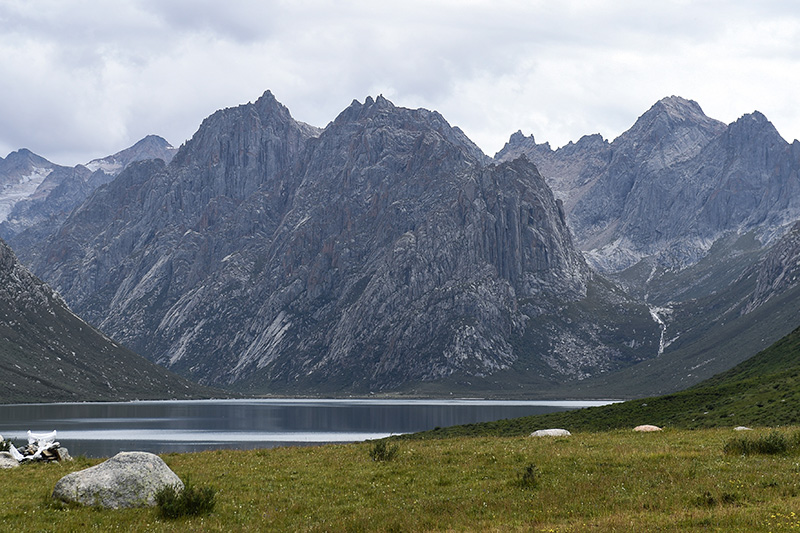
0;398;613;457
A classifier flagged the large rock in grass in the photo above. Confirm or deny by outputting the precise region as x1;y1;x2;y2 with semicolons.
52;451;183;508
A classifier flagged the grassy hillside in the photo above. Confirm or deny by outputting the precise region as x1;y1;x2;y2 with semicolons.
3;428;800;531
404;325;800;438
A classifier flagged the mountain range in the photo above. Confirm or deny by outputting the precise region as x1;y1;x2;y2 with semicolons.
3;91;800;400
0;135;176;267
497;96;800;276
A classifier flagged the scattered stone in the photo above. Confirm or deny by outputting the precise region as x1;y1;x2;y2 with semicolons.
54;447;72;462
633;425;662;432
0;452;19;469
734;426;752;431
52;451;183;509
530;429;571;437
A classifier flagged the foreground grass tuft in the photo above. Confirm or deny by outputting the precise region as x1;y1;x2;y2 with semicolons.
155;482;216;519
723;430;800;456
516;462;539;489
368;439;399;461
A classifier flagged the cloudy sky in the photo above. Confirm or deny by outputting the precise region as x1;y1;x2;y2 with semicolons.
1;0;799;166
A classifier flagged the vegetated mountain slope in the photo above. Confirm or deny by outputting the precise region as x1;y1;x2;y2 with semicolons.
0;238;214;404
497;96;800;276
30;91;660;395
1;135;177;266
405;323;800;439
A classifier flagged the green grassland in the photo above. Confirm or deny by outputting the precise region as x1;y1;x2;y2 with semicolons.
2;428;800;532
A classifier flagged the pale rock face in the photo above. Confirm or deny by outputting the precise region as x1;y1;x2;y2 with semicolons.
52;452;183;508
0;452;19;469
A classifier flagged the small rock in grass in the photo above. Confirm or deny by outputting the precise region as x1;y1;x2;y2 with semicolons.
733;426;752;431
633;425;662;432
530;429;571;437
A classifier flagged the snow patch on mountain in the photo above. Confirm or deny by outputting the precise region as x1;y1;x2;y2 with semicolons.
0;168;52;221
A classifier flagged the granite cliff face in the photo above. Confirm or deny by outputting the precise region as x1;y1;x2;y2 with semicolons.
0;237;209;403
498;97;800;274
30;92;659;393
744;221;800;313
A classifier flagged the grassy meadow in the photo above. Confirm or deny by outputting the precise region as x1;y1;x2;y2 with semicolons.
3;427;800;532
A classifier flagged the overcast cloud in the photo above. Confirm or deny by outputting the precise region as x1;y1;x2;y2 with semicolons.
1;0;799;165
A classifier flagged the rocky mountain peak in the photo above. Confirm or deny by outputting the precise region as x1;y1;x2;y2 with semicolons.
615;96;726;163
0;148;53;177
723;111;785;149
494;131;542;160
327;95;488;165
649;95;707;122
85;135;176;177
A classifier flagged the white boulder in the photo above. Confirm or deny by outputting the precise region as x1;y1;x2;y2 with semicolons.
633;425;662;432
530;429;571;437
52;451;183;509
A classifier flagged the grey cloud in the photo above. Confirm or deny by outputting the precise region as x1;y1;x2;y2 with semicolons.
1;1;799;164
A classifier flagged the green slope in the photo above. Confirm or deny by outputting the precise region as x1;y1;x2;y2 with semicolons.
404;324;800;438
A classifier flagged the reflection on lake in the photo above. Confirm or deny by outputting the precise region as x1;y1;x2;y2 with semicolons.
0;399;615;457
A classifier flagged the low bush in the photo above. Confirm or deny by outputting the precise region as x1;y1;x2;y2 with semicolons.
723;431;792;456
517;463;539;489
155;482;216;518
369;440;399;462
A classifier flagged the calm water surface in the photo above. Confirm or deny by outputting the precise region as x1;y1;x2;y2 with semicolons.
0;399;614;457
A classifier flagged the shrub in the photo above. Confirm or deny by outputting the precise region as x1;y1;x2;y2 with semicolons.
517;463;539;489
723;431;790;456
0;439;9;452
155;482;216;518
369;440;399;462
692;490;739;508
